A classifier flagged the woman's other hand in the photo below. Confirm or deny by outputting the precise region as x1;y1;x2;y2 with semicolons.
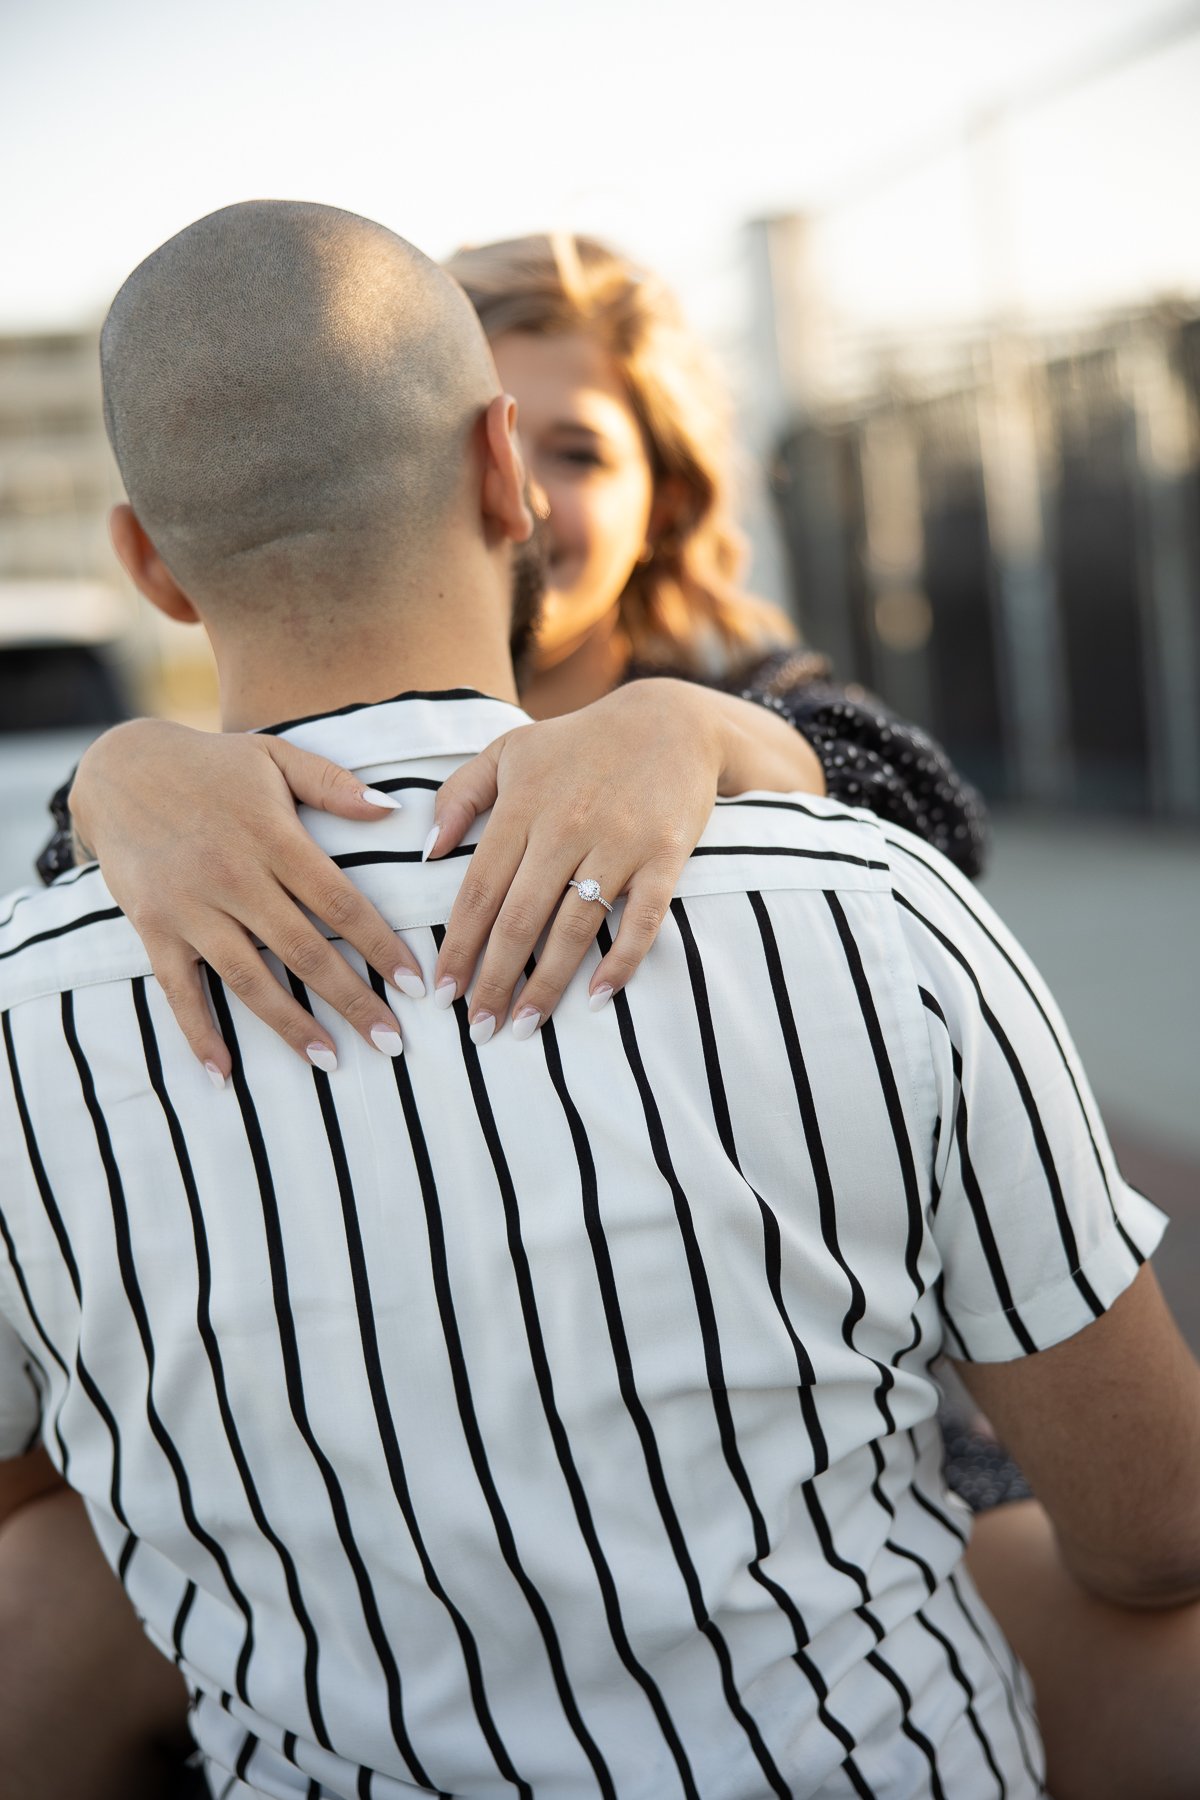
429;678;825;1042
69;720;427;1082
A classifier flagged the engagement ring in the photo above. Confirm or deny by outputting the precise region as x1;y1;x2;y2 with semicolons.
567;877;613;913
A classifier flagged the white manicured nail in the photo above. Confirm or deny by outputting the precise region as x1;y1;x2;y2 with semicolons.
588;986;614;1013
362;787;402;810
370;1025;404;1057
393;968;426;1000
469;1013;496;1046
511;1007;541;1041
421;825;441;862
204;1061;226;1090
306;1043;338;1073
434;978;457;1010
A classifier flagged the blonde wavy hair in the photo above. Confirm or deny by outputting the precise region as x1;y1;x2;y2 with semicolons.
443;233;796;677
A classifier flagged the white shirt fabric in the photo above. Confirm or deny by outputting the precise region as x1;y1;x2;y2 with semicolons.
0;690;1165;1800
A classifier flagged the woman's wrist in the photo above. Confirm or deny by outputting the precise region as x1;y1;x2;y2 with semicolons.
614;678;826;798
69;719;195;865
681;682;825;797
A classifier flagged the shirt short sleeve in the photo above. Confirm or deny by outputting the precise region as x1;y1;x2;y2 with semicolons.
889;828;1167;1363
0;1311;41;1458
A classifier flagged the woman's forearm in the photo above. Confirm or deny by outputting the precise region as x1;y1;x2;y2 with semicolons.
734;657;988;877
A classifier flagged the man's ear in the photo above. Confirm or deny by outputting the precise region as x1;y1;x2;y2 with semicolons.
480;396;534;546
108;505;202;623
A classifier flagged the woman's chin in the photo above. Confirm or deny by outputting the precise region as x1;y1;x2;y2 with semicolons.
530;590;613;668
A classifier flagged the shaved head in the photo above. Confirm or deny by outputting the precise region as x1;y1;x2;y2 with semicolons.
101;200;500;604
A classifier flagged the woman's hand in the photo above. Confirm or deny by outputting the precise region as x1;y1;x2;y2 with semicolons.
428;678;825;1042
69;720;428;1083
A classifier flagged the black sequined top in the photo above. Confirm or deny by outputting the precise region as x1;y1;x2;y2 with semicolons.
626;647;988;879
35;655;987;886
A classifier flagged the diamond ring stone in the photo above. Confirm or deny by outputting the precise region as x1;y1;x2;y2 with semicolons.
567;877;614;913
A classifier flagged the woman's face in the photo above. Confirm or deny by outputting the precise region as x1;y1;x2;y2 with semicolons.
490;330;656;670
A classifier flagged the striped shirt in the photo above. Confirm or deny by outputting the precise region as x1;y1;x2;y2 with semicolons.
0;690;1164;1800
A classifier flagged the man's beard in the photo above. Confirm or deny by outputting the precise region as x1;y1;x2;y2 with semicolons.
507;501;549;693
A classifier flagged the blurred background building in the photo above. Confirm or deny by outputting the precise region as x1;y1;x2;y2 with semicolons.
732;9;1200;1333
759;271;1200;822
2;0;1197;1334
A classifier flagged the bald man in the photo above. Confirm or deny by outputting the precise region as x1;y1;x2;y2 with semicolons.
2;202;1200;1800
0;200;545;1800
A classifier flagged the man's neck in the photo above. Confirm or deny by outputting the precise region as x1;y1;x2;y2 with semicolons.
207;567;522;733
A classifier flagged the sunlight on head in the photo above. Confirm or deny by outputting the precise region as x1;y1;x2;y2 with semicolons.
99;199;499;609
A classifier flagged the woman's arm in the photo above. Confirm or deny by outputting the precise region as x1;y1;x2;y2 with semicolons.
967;1497;1200;1800
731;651;988;878
40;672;969;1066
43;682;824;1068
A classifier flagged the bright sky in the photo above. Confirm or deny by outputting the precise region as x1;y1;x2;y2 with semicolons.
3;0;1200;349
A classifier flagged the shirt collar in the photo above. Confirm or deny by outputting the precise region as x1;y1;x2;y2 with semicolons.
253;688;533;770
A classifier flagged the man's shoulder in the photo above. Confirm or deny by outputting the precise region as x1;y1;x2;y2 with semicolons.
677;790;898;903
677;799;994;998
0;866;146;1014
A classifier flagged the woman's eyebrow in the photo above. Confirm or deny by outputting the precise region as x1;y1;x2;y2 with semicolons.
546;420;604;438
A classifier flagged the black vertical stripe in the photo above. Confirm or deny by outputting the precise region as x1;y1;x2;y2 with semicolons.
603;972;797;1596
898;893;1107;1316
753;904;940;1786
61;988;259;1704
604;911;805;1659
915;1607;1007;1796
117;1533;137;1584
539;959;792;1800
747;894;900;1438
2;1008;130;1527
421;938;700;1800
887;834;1141;1263
0;1023;72;1475
864;1422;992;1770
919;991;952;1223
235;1732;258;1781
951;1056;1039;1356
279;1730;333;1800
291;967;532;1800
919;987;1038;1352
172;1581;197;1664
946;1572;1042;1789
867;1438;939;1595
206;977;443;1798
18;1363;42;1456
132;978;332;1753
671;900;830;1472
671;900;895;1687
379;986;616;1800
864;1650;947;1799
823;911;990;1778
825;893;928;1360
906;1435;968;1548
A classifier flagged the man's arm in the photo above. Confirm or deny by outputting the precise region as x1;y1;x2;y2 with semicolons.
968;1499;1200;1800
0;1445;65;1528
955;1262;1200;1609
